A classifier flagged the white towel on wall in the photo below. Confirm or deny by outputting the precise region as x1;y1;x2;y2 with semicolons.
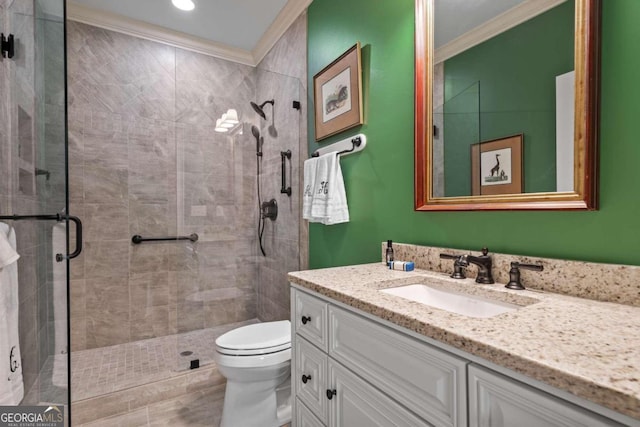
0;222;24;405
302;156;318;220
51;223;68;387
304;152;350;225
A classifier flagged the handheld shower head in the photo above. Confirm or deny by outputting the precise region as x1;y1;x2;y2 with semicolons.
250;99;274;120
251;125;262;156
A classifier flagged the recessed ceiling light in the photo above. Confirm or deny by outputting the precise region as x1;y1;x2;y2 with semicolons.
172;0;195;11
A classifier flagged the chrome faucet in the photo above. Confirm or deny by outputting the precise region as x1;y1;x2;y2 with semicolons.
465;247;494;284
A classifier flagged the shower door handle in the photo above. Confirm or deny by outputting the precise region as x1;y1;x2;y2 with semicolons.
280;150;292;197
65;215;83;261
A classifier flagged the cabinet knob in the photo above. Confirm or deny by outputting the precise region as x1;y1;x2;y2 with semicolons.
301;315;311;325
301;374;312;384
326;389;337;400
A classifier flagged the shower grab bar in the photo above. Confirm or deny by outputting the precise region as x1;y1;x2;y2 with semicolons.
281;150;292;197
311;134;366;158
131;233;199;244
0;213;83;261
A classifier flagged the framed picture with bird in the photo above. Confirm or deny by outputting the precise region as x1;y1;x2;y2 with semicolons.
471;134;523;195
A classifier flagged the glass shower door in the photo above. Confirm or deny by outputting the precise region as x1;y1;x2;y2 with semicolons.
1;0;69;410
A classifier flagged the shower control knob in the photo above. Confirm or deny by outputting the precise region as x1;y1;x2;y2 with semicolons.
302;374;312;384
326;389;337;400
301;315;311;325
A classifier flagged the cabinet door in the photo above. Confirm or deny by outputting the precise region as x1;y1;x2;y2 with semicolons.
468;365;623;427
295;398;325;427
328;360;431;427
293;289;329;351
329;306;467;427
294;336;328;424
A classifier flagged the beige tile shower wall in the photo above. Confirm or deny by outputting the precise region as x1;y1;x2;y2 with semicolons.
255;13;308;321
67;22;259;350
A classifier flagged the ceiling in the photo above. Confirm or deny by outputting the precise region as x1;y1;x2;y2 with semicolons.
434;0;526;49
433;0;567;63
67;0;310;65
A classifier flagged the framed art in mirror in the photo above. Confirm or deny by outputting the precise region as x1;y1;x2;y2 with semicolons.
471;134;523;196
414;0;600;211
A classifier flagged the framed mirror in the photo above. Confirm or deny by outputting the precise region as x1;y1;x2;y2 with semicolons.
415;0;600;211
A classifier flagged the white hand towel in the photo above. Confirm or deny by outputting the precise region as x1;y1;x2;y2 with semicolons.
323;159;349;225
302;156;319;220
308;152;350;225
0;222;24;405
0;224;19;268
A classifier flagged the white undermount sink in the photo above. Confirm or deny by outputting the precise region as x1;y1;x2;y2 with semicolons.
380;283;520;318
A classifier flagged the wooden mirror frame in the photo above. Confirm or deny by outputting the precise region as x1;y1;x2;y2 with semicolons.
415;0;600;211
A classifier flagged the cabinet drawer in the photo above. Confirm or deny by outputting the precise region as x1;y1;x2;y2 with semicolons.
328;359;430;426
294;336;328;424
468;365;623;427
295;398;325;427
293;289;328;351
329;306;467;427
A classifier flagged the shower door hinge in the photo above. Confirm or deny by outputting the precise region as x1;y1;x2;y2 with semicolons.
292;100;301;110
1;33;14;59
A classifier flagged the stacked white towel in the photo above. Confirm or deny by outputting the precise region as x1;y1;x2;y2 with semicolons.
0;222;24;405
302;152;350;225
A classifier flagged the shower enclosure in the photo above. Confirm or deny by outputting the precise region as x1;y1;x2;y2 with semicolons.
66;18;304;424
0;0;70;411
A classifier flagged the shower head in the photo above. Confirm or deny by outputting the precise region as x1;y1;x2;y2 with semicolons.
251;125;260;139
251;125;262;156
250;99;274;120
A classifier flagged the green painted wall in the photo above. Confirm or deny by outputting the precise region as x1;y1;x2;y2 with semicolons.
443;1;574;196
307;0;640;269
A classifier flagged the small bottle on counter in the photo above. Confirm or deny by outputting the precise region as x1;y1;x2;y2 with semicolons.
385;240;394;266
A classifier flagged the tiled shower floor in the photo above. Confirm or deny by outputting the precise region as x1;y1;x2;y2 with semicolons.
71;319;257;402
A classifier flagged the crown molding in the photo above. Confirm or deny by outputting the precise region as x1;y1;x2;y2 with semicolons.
252;0;312;64
68;1;310;66
435;0;567;64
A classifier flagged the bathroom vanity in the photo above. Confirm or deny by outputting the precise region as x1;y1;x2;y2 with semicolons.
288;259;640;427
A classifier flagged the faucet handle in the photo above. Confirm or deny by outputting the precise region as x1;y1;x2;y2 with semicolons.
517;262;544;272
439;253;467;279
505;262;544;290
481;247;489;256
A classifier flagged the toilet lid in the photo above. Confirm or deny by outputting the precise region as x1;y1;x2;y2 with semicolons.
216;320;291;355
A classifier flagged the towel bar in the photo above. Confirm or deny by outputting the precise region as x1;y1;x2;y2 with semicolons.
311;134;367;158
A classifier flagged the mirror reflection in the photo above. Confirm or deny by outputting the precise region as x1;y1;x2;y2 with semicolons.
432;0;575;198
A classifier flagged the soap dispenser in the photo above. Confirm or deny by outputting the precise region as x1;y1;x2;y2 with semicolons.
385;240;394;266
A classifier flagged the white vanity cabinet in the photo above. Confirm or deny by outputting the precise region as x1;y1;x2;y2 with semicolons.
291;285;634;427
468;365;624;427
292;287;467;427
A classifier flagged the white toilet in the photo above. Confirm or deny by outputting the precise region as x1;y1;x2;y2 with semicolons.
214;320;292;427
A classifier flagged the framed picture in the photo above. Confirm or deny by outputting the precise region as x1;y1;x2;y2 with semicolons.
471;134;523;195
313;42;363;141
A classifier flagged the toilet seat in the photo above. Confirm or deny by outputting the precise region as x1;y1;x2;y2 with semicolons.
216;320;291;356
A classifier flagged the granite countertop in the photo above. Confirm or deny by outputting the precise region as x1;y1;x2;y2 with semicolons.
288;263;640;421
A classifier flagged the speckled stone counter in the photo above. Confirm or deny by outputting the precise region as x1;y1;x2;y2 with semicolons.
288;263;640;421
